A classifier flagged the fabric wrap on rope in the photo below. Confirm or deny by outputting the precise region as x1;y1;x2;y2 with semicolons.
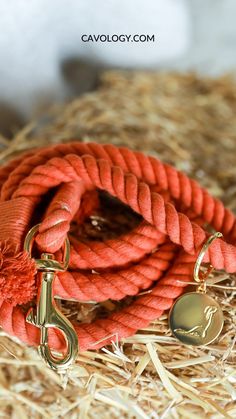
0;141;235;352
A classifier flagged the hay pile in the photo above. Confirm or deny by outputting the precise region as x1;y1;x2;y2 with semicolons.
0;71;236;418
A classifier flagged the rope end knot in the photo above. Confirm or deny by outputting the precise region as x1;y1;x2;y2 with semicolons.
0;241;37;306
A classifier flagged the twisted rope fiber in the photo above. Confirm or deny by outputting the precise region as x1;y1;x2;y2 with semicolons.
0;142;235;351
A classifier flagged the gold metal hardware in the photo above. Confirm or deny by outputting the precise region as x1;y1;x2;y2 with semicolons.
193;231;223;288
24;224;78;372
169;232;224;346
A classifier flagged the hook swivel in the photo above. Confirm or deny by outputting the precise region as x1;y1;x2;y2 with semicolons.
24;224;78;372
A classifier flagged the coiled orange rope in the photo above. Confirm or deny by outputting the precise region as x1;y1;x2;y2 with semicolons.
0;142;235;351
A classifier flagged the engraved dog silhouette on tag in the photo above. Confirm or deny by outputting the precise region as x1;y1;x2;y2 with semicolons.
174;305;217;339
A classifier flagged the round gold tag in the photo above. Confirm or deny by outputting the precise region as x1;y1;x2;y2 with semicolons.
169;292;224;346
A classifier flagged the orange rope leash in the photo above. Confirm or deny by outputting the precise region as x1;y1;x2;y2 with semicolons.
0;141;235;351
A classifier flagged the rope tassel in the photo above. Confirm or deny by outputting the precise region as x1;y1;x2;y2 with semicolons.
0;242;37;305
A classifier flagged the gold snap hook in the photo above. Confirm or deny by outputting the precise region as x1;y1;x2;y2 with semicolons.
24;224;79;372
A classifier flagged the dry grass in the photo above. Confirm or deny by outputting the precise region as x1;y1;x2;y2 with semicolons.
0;71;235;418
